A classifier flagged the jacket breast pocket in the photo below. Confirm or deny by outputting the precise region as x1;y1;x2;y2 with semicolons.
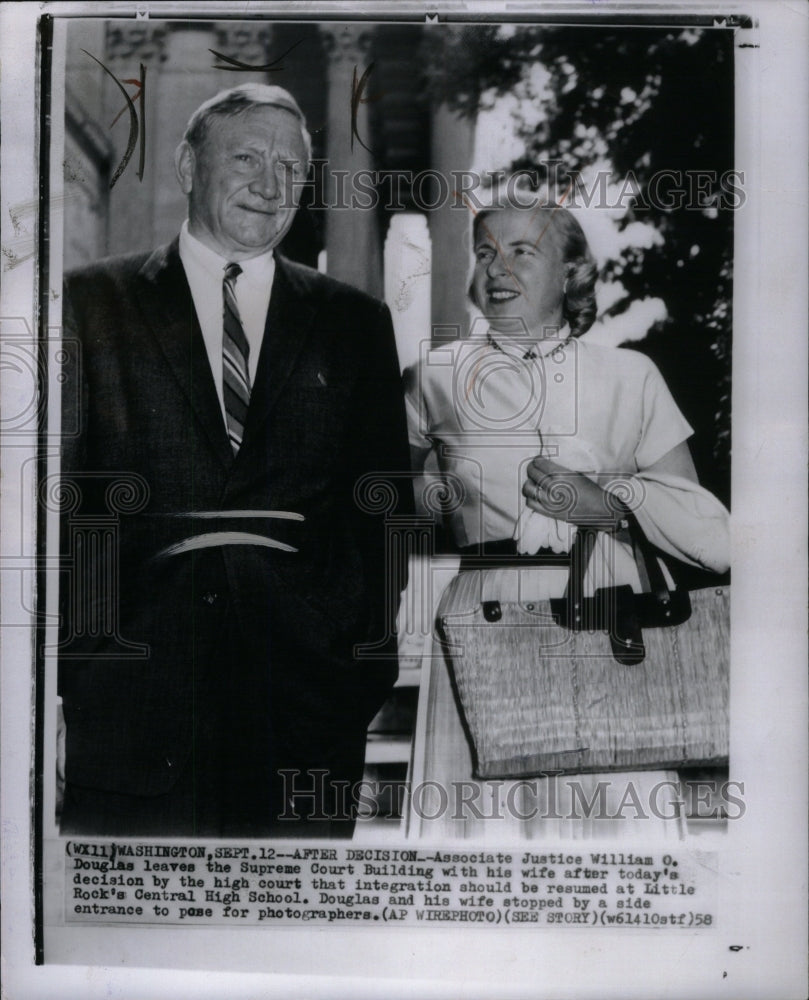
280;385;353;470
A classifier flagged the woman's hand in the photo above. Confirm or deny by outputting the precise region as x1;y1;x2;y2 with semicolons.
522;456;618;528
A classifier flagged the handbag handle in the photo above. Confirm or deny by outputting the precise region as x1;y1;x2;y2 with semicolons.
563;504;673;613
557;504;690;664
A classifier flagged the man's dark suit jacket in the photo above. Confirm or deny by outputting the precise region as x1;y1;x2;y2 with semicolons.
58;239;412;815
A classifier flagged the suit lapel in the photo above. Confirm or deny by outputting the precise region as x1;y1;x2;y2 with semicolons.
137;240;233;468
136;243;321;469
239;254;320;449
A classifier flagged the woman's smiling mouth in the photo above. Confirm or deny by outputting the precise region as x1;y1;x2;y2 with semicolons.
488;288;520;302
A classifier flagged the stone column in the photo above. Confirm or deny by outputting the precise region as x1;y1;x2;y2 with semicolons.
428;102;475;342
383;212;431;372
319;25;382;298
63;21;114;268
90;21;169;256
147;24;218;248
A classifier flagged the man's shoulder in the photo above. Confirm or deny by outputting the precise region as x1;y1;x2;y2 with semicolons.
277;255;387;316
64;243;176;295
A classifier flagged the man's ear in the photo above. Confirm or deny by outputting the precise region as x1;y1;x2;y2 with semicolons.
175;141;195;195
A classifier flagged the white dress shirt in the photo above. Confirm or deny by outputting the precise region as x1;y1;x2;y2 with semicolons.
406;328;694;550
179;221;275;422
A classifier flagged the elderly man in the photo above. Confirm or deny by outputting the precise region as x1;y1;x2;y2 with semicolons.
58;84;411;837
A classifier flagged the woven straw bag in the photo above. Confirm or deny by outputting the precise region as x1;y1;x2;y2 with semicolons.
437;521;729;778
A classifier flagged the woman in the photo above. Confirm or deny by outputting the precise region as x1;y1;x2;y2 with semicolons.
404;198;730;840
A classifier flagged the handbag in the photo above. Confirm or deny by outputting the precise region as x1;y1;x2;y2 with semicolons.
437;516;729;778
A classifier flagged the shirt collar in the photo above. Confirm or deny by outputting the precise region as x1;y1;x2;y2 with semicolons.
179;220;276;287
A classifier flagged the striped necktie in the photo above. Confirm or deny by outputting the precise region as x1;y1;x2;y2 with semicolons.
222;262;250;453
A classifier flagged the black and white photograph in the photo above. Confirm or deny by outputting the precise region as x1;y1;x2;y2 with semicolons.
1;2;806;997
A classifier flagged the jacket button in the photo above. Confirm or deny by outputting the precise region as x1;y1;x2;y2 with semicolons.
201;592;218;606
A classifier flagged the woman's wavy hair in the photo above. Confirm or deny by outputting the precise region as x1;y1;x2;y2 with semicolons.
469;199;599;338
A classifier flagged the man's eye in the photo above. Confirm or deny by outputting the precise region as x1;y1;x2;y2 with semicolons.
514;247;534;256
475;249;494;262
234;153;253;164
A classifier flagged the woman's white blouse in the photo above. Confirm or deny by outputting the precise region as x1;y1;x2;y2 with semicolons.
405;331;694;549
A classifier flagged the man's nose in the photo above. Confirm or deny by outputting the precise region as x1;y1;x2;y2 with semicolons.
249;161;280;200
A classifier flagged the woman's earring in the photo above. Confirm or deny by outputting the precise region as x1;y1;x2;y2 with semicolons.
563;266;574;295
